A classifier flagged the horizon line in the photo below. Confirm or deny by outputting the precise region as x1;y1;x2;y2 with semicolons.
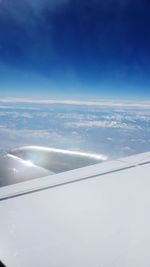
0;97;150;108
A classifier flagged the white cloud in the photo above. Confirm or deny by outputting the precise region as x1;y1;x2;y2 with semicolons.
0;97;150;109
56;112;98;120
0;111;33;119
0;128;61;139
0;100;149;158
107;137;113;141
66;120;139;130
21;113;33;119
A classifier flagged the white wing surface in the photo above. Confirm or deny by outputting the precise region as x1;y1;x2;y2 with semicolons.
0;151;150;267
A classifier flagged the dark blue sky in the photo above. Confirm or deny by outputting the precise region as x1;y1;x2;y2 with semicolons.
0;0;150;99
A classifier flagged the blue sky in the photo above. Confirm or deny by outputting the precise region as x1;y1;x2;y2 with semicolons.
0;0;150;100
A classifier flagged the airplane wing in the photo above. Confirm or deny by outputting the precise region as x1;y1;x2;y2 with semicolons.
0;149;150;267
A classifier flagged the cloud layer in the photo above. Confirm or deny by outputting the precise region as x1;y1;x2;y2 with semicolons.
0;98;150;109
0;99;150;160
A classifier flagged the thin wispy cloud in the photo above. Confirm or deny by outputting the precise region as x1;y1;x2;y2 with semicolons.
66;120;140;130
0;98;150;109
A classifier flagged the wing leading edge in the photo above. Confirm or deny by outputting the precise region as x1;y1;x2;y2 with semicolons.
0;151;150;201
